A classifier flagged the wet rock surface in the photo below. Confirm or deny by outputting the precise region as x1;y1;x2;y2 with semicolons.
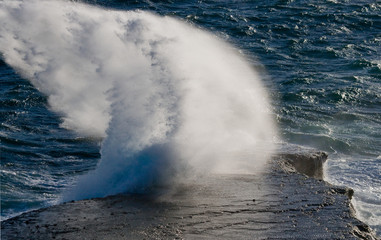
1;152;379;240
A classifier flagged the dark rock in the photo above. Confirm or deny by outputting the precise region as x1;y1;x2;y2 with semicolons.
353;224;377;240
331;187;354;199
279;151;328;179
1;152;379;240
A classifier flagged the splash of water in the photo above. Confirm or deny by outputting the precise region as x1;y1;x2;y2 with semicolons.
0;0;277;200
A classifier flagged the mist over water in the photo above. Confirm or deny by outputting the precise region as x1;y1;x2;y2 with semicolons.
0;0;276;200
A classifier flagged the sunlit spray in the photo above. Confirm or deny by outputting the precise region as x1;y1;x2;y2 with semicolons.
0;0;277;200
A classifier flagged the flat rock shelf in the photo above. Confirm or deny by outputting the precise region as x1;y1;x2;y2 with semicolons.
1;152;379;240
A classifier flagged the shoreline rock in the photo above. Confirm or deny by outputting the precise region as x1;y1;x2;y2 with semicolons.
1;152;379;239
279;151;328;179
272;152;378;240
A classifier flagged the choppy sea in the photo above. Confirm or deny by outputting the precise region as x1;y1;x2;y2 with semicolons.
1;0;380;235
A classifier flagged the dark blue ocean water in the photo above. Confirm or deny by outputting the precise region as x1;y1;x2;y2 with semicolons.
1;0;380;234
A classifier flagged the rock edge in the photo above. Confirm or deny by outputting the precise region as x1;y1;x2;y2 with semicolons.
1;152;379;240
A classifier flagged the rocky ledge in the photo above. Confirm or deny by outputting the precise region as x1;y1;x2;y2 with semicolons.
1;152;379;240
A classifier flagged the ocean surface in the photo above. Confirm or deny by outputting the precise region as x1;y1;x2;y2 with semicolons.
1;0;380;235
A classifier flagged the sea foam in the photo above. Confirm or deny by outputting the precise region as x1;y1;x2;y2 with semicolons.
0;0;277;200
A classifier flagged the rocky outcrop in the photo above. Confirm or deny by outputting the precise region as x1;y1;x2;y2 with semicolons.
272;153;378;240
279;151;327;179
1;152;379;240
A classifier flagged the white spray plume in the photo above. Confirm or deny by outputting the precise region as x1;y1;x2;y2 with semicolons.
0;0;277;200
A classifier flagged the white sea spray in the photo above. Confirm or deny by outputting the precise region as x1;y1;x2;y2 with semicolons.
0;0;277;200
